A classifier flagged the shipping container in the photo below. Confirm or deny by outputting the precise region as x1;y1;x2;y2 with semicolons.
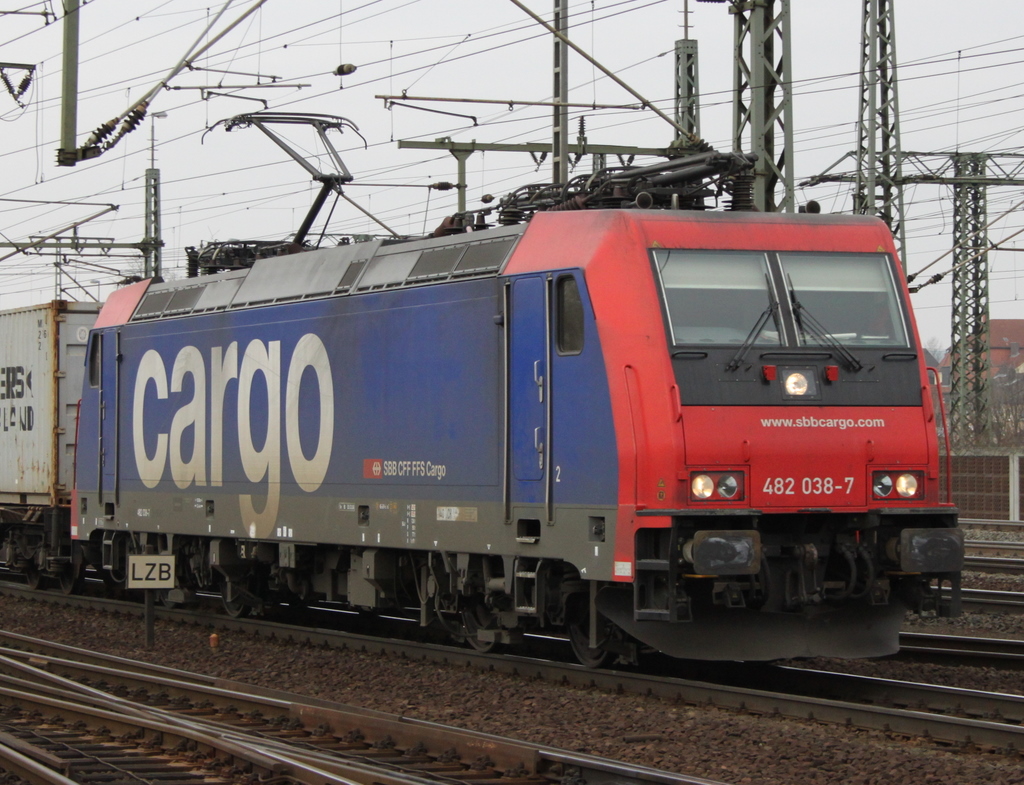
0;301;99;506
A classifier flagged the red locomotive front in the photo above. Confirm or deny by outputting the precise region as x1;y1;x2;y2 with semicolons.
510;209;961;660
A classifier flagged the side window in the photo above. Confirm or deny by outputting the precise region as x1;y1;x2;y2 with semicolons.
88;333;101;388
556;275;584;355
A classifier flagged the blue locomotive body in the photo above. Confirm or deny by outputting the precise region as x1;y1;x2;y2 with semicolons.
73;229;627;649
78;272;619;537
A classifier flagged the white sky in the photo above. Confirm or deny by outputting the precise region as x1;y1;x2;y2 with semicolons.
1;0;1022;349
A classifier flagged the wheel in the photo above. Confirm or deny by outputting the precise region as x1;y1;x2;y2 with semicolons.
461;599;501;654
58;565;83;595
222;594;250;618
567;620;615;668
432;591;465;639
24;566;43;591
464;632;497;653
566;598;617;668
221;578;254;618
222;585;251;618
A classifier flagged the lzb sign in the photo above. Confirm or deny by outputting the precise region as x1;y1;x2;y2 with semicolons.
127;555;176;589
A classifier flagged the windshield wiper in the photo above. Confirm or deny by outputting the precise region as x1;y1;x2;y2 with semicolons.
786;277;863;372
727;301;778;371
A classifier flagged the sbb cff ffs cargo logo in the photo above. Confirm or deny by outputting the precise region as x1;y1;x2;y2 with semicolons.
131;334;334;539
364;459;383;479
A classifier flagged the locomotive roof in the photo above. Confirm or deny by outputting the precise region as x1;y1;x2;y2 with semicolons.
129;223;527;323
118;209;893;326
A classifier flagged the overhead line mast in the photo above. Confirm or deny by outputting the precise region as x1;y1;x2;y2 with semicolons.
552;0;569;185
902;152;1024;449
674;0;701;149
855;0;907;263
699;0;794;212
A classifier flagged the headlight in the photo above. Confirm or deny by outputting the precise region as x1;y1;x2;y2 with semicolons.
872;474;893;498
692;474;714;499
717;475;739;499
895;473;919;498
778;367;819;400
690;471;745;502
872;471;923;500
784;371;809;396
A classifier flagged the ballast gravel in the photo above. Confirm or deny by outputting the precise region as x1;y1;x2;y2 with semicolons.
0;590;1022;785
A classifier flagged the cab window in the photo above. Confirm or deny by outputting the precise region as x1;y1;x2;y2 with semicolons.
556;275;585;355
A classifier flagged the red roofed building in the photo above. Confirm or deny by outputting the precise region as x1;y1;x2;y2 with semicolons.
990;320;1024;378
938;319;1024;449
938;319;1024;386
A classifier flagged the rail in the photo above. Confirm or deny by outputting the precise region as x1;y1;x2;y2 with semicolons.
2;588;1024;753
0;629;726;785
960;517;1024;533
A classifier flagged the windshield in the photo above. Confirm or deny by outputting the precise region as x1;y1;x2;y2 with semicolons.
781;253;909;348
654;250;781;345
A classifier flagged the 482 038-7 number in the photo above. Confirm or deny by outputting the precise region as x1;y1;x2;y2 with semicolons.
762;476;855;495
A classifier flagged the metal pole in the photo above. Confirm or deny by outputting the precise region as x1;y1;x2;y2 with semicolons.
145;588;155;648
552;0;569;184
949;153;991;449
452;149;472;213
730;0;793;212
508;0;699;145
855;0;907;263
1010;454;1020;521
57;0;80;166
674;39;700;143
144;168;162;278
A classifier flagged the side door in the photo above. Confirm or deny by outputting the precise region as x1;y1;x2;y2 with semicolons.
98;328;119;507
507;276;550;522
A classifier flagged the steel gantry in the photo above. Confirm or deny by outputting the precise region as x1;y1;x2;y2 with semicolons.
675;38;701;145
696;0;794;210
674;0;701;147
855;0;907;261
552;0;570;184
800;0;1024;448
902;151;1024;448
727;0;794;212
949;153;991;447
802;0;906;254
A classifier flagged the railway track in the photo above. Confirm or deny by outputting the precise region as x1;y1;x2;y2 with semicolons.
0;659;362;785
958;518;1024;574
900;630;1024;666
962;587;1024;614
3;585;1024;755
964;541;1024;574
960;518;1024;535
0;628;725;785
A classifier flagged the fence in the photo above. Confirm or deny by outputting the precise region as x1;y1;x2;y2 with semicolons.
943;455;1022;520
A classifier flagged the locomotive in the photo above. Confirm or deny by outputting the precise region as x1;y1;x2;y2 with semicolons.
3;150;962;663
